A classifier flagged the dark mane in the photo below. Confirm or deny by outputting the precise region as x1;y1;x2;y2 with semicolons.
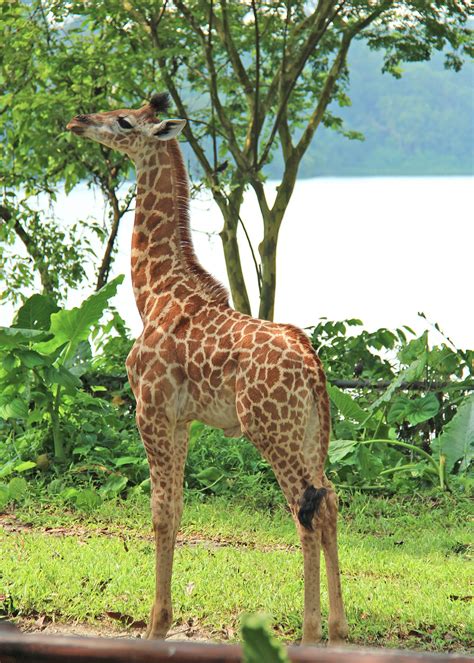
150;92;171;115
167;140;230;307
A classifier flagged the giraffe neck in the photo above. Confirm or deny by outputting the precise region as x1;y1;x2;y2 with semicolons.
131;140;228;319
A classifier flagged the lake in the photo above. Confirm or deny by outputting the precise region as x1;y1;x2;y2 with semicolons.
1;176;472;349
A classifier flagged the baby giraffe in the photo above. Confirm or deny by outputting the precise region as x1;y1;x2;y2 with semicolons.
67;93;348;645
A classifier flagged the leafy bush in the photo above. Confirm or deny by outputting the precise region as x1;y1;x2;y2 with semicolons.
1;295;472;505
311;318;473;491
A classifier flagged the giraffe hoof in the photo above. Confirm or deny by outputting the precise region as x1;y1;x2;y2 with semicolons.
144;629;166;640
301;624;322;645
328;620;349;645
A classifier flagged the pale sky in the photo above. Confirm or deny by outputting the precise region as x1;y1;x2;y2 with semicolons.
1;176;472;351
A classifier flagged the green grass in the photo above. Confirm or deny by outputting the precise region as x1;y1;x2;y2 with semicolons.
1;491;473;651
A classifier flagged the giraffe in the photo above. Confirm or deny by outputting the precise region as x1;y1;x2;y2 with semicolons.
67;93;348;645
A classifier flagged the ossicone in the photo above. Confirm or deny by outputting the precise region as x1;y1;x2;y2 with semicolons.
150;92;171;115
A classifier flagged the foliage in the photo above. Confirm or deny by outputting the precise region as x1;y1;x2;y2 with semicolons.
1;290;472;504
0;1;136;302
242;614;289;663
2;1;471;318
310;318;473;491
273;41;474;178
0;278;124;465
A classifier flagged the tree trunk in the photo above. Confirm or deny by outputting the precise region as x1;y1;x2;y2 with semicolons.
96;188;122;291
217;187;252;315
257;228;278;321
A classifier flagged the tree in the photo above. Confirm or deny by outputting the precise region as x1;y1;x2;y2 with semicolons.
2;1;472;318
0;1;137;303
74;0;472;319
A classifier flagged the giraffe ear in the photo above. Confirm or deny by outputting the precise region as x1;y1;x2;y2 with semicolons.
153;119;186;140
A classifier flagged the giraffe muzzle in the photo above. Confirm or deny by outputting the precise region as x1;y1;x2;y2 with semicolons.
66;114;93;135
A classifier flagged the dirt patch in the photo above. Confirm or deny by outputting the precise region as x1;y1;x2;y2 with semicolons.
0;513;297;553
13;616;218;643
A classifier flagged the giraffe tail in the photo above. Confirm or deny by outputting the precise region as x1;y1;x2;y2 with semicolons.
298;485;327;531
297;378;331;531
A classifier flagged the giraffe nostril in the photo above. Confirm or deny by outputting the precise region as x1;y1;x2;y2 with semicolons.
75;114;91;123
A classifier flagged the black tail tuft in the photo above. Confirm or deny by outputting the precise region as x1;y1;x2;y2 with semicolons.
298;485;327;531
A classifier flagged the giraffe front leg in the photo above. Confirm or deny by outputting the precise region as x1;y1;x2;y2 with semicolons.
146;473;175;639
144;425;189;640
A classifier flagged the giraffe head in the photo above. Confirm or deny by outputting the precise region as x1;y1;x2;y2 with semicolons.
66;93;186;161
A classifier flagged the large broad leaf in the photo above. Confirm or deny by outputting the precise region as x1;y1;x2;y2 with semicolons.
0;398;29;420
370;354;427;411
44;365;82;393
398;332;428;365
14;294;60;330
195;467;223;486
17;349;50;369
405;393;440;425
99;474;128;498
328;438;358;463
327;384;368;424
37;275;124;357
388;393;440;426
431;394;474;474
0;327;52;347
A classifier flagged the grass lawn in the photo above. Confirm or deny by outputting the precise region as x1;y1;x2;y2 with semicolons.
1;491;472;651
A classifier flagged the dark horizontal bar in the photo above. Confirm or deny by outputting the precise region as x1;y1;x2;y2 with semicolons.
0;629;472;663
81;373;474;394
330;380;474;391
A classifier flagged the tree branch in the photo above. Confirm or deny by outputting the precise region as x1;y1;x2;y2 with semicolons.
251;0;260;168
173;0;249;173
258;1;344;168
0;204;54;294
214;1;254;102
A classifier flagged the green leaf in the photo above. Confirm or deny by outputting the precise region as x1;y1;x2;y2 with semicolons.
0;461;16;479
189;420;205;449
388;393;440;426
387;395;411;425
14;294;60;330
195;467;224;485
356;444;385;480
242;614;289;663
327;384;368;424
405;393;440;425
37;275;124;358
14;461;37;473
99;474;128;498
370;355;427;411
0;327;53;347
398;332;427;365
114;456;142;467
75;488;102;510
8;477;28;501
44;365;82;392
432;394;474;474
328;439;358;463
2;353;17;371
17;349;49;368
60;487;79;502
0;398;29;420
0;484;9;509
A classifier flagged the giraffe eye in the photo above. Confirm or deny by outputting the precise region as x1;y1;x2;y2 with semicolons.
118;117;133;130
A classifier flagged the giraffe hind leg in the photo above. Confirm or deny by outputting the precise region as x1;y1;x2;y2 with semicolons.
321;483;349;644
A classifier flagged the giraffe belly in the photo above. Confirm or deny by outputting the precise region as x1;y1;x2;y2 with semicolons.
179;377;240;434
